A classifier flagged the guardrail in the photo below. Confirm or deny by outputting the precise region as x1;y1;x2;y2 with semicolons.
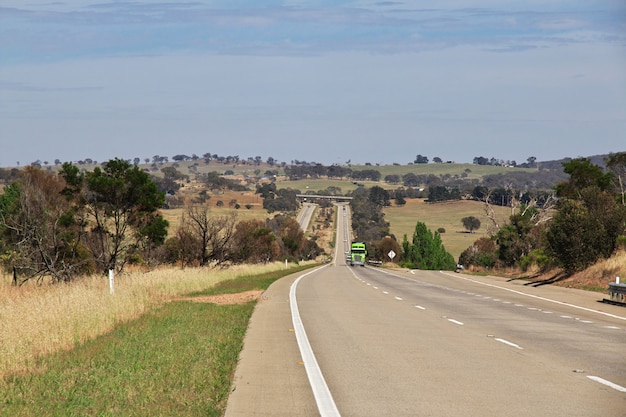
602;278;626;307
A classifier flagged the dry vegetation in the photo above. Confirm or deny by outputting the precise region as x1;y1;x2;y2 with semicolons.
510;249;626;292
0;262;311;379
384;198;511;259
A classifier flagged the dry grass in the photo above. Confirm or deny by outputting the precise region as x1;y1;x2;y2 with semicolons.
384;198;511;259
0;262;308;379
528;250;626;292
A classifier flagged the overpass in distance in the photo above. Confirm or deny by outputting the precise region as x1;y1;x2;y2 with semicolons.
296;194;353;202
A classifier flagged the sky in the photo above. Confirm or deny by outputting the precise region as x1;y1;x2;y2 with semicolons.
1;1;625;167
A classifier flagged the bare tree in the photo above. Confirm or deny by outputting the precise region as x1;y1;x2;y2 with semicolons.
180;206;237;265
0;168;92;284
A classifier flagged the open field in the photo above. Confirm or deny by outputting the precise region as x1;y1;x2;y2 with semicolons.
384;198;511;260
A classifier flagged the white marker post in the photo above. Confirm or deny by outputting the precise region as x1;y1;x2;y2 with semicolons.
109;269;114;294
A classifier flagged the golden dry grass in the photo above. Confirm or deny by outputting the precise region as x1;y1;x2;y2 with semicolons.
538;250;626;291
0;262;309;379
384;198;511;259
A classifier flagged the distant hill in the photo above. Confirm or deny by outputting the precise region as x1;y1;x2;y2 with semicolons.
537;153;616;171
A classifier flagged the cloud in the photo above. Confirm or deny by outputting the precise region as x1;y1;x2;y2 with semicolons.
1;2;623;64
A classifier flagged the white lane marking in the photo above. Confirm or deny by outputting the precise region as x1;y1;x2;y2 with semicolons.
448;319;464;325
587;376;626;393
290;268;341;417
560;315;572;319
604;325;621;330
415;305;426;310
442;272;626;321
382;291;389;294
395;296;403;301
373;286;379;289
495;338;523;349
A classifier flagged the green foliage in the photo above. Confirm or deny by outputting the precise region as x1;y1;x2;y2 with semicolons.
349;186;391;243
554;157;614;198
458;237;497;269
401;221;456;270
201;171;248;191
369;185;391;207
546;187;626;273
83;158;167;272
461;216;481;233
427;185;461;202
519;249;552;272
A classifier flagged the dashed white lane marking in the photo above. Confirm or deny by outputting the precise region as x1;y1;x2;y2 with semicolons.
448;319;464;326
395;296;403;301
587;376;626;393
604;325;621;330
415;305;426;310
382;291;389;294
495;338;523;349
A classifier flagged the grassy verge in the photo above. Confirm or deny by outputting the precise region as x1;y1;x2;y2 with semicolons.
2;302;251;417
1;263;315;417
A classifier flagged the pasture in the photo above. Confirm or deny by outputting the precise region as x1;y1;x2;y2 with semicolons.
383;198;511;259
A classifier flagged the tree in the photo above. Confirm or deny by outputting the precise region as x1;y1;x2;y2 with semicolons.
0;167;94;283
178;206;236;266
80;158;167;273
554;158;613;199
605;152;626;206
414;155;429;164
461;216;481;233
231;219;279;263
401;222;456;270
369;186;390;207
546;187;626;273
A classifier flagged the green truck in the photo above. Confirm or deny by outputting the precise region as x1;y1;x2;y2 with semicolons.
350;242;367;266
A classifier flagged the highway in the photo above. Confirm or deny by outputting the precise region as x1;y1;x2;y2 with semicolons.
225;203;626;417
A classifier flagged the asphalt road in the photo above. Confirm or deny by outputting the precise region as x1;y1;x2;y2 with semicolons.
225;204;626;417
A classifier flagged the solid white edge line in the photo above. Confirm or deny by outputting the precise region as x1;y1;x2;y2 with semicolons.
586;376;626;393
440;271;626;321
290;267;342;417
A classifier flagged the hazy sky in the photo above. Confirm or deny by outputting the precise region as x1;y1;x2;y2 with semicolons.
1;1;625;167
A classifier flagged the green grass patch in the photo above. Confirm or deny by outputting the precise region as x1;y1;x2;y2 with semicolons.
1;264;316;417
189;263;317;297
1;302;250;417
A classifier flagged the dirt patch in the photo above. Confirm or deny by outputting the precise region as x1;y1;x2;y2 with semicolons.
174;289;265;305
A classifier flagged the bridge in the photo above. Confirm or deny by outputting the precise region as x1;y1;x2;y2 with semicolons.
296;194;353;202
